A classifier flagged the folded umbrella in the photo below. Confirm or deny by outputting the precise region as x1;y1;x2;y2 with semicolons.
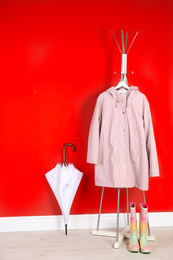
45;143;83;234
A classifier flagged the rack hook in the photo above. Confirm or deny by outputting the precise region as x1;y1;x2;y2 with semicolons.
110;30;140;54
126;30;141;54
63;143;75;166
110;31;122;54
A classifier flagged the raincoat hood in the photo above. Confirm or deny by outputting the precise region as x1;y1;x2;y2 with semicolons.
106;86;139;106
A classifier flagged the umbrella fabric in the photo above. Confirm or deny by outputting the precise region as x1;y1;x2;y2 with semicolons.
45;163;83;224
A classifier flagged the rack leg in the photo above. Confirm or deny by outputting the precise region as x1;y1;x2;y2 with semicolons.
126;188;129;225
116;188;120;242
97;187;104;231
93;187;130;248
142;191;151;236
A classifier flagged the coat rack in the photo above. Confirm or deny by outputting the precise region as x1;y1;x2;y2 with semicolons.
92;30;155;249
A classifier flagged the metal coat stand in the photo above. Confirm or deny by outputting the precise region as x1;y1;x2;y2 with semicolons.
92;30;155;249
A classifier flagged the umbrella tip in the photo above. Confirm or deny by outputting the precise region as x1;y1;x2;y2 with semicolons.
65;224;67;235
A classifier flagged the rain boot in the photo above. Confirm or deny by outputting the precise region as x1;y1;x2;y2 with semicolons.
139;203;151;254
128;202;139;252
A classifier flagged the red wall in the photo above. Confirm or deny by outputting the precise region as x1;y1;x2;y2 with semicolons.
0;0;173;217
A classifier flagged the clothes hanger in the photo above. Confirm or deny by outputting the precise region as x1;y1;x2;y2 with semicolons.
115;79;129;90
114;75;129;93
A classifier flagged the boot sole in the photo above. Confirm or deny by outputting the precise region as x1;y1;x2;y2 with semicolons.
128;248;139;253
140;250;151;254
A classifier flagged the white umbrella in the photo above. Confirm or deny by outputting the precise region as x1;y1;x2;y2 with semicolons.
45;143;83;234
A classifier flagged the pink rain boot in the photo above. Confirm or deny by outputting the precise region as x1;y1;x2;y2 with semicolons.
139;203;151;254
128;202;139;252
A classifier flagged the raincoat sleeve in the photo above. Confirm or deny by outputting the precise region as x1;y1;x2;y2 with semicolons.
143;96;160;177
87;94;102;164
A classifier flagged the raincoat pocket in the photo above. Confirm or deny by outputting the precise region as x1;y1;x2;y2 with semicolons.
129;129;139;163
103;136;119;165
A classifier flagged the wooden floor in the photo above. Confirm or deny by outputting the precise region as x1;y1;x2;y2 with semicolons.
0;227;173;260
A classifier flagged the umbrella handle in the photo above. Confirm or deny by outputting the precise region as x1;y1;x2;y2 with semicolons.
63;143;75;166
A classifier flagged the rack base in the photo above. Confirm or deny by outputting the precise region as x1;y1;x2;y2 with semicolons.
92;225;155;249
92;225;130;249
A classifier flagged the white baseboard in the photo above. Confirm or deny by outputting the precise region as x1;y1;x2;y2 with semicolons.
0;212;173;233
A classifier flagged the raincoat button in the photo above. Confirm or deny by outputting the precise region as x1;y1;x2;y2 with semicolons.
123;165;126;168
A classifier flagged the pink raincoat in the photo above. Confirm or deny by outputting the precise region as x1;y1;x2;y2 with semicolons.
87;86;159;191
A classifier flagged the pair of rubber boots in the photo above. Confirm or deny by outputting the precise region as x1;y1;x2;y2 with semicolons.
128;202;151;254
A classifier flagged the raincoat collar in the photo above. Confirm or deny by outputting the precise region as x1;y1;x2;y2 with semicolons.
106;86;139;105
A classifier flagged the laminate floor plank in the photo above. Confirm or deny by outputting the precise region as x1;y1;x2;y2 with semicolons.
0;227;172;260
